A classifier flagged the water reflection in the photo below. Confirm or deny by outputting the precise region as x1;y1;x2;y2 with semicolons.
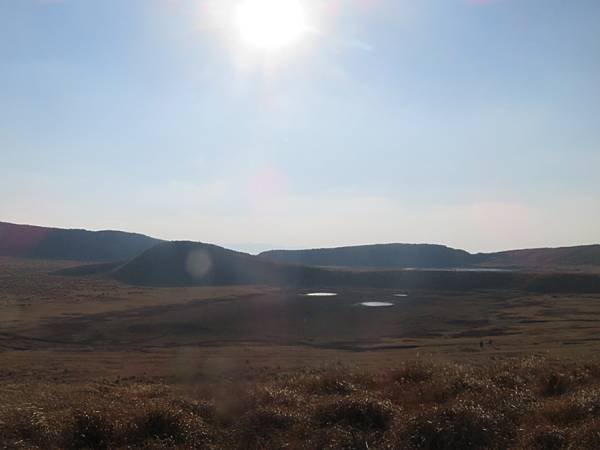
360;302;394;307
305;292;338;297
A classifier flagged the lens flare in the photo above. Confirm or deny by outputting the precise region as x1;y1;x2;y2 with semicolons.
235;0;309;50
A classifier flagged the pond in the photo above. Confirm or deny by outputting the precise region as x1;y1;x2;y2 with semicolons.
305;292;338;297
359;302;394;307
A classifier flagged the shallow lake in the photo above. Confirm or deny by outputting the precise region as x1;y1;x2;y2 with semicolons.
305;292;338;297
360;302;394;307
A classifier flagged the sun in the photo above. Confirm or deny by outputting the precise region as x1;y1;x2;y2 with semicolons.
235;0;309;51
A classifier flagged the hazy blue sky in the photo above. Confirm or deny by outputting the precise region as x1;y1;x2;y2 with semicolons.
1;0;599;253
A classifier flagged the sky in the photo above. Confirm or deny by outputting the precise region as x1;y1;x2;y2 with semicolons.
1;0;599;254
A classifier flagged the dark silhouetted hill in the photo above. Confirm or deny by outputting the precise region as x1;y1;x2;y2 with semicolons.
477;245;600;269
259;244;474;269
113;241;327;287
111;241;600;293
260;243;600;271
0;221;161;262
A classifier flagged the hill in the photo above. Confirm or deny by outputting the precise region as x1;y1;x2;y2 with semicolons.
259;244;474;269
0;221;161;262
113;241;322;287
260;243;600;271
111;241;600;293
478;245;600;269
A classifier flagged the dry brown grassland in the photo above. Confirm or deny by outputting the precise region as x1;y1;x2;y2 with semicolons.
5;359;600;449
4;258;600;448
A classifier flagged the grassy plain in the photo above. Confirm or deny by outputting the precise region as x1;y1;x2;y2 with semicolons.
3;257;600;448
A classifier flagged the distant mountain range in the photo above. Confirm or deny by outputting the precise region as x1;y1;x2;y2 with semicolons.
259;244;474;269
1;221;600;283
106;241;600;293
0;221;161;262
260;244;600;271
478;245;600;269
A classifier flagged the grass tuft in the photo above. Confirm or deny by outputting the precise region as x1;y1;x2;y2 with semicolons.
542;372;574;397
404;402;516;450
64;410;114;450
314;397;394;431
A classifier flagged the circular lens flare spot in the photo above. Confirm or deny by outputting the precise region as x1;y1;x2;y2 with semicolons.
186;249;212;279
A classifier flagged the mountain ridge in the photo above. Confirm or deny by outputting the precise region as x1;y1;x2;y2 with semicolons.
0;221;161;262
260;243;600;270
2;220;599;271
259;243;474;269
110;240;600;293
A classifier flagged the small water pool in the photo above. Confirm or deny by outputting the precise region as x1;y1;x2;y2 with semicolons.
360;302;394;307
305;292;338;297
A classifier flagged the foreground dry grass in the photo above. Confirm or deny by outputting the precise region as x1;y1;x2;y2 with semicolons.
3;358;600;449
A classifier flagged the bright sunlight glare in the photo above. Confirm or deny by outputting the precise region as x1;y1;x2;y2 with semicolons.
235;0;309;51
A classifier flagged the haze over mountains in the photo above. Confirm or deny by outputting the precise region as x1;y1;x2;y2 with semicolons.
260;244;600;271
259;244;474;269
0;221;161;262
109;241;600;293
479;246;600;270
2;221;600;281
113;241;321;287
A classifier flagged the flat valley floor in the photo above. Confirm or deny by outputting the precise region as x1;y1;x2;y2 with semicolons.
2;256;600;383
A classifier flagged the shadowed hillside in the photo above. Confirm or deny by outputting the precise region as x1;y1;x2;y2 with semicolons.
259;244;474;269
110;241;600;293
260;243;600;271
479;245;600;269
4;220;598;271
0;221;161;262
113;241;325;287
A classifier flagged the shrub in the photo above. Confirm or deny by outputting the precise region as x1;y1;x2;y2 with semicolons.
256;386;301;407
306;373;357;396
392;364;434;384
492;371;526;389
528;426;568;450
128;407;187;444
64;410;114;450
0;408;53;447
542;372;573;397
314;397;394;431
542;388;600;426
423;373;493;405
307;425;372;450
170;398;216;420
542;399;588;425
403;402;516;450
570;419;600;449
242;407;295;434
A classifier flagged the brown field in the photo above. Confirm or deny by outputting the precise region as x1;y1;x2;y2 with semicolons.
3;257;600;448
